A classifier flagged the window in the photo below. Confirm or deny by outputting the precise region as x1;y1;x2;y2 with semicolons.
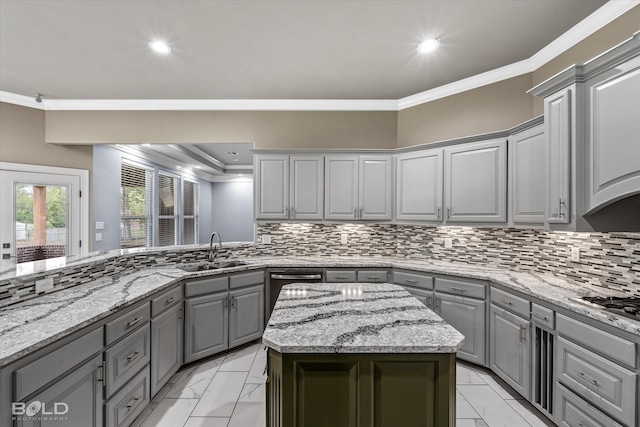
158;172;178;247
120;161;153;248
183;180;198;245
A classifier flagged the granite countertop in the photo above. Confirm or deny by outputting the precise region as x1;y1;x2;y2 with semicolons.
1;255;639;367
262;282;465;353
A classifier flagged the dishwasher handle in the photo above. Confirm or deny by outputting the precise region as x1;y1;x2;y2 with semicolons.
270;274;322;280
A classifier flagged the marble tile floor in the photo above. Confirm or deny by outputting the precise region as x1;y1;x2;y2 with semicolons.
133;342;554;427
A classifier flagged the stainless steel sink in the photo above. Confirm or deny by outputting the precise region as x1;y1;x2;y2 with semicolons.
178;260;247;272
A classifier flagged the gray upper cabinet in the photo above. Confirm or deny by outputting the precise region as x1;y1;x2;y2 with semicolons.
508;123;546;226
324;155;359;220
544;89;571;224
290;156;324;220
325;155;392;220
444;139;507;223
255;155;289;220
584;51;640;213
359;156;392;220
395;150;442;221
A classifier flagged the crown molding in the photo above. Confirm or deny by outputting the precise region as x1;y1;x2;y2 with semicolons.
1;1;637;112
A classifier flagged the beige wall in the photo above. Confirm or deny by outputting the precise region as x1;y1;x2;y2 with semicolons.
45;110;398;150
532;4;640;115
0;102;93;169
397;75;534;147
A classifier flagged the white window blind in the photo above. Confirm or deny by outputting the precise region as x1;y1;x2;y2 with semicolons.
121;161;153;248
158;172;178;246
183;180;198;245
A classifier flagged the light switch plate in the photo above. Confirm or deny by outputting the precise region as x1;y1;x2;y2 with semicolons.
261;235;272;244
95;221;104;230
340;234;348;244
570;247;580;262
35;277;54;293
96;233;103;242
444;237;453;249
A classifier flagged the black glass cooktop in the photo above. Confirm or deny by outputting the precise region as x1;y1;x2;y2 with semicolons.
580;296;640;321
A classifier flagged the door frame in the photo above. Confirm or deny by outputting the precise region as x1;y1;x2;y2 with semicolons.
0;162;89;259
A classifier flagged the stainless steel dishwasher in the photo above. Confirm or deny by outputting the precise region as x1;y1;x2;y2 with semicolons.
268;269;324;315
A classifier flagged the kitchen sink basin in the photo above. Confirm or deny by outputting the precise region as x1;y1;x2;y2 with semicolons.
178;260;247;272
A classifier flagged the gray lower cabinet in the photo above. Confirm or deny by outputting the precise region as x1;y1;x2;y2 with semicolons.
151;302;183;396
403;286;433;309
184;291;229;363
229;285;265;348
15;355;103;427
434;293;485;365
105;367;150;427
489;304;531;400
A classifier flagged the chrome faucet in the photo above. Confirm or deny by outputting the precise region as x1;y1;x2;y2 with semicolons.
208;232;222;263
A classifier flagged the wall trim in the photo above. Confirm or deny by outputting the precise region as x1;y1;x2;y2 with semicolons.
0;1;637;112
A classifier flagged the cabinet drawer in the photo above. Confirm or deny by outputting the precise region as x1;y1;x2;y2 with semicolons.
490;287;529;318
557;313;635;367
531;303;554;329
185;275;228;297
14;327;103;401
105;303;150;345
325;270;357;282
357;270;388;283
105;324;151;397
393;270;434;290
556;383;625;427
557;336;636;426
230;270;264;289
151;286;182;317
105;366;151;427
435;277;485;299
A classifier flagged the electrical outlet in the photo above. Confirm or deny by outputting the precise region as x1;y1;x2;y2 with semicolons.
261;235;272;244
570;247;580;262
340;234;348;244
35;277;54;293
444;237;453;249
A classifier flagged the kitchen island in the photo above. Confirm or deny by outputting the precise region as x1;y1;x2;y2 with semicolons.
262;282;465;427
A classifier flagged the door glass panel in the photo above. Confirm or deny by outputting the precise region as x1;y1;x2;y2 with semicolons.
15;183;68;263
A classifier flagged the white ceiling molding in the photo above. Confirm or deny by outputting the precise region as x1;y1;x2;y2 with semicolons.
1;1;637;113
0;91;45;110
397;0;639;110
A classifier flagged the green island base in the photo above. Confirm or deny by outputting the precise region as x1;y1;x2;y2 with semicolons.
266;349;456;427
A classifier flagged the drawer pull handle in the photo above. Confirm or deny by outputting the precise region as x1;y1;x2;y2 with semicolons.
165;297;175;304
126;317;142;328
450;286;466;293
500;298;513;305
531;312;548;321
126;351;141;362
575;371;598;386
405;279;418;284
335;276;349;280
126;397;140;411
367;276;380;280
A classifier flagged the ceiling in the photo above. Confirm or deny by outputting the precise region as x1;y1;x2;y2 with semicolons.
0;0;610;102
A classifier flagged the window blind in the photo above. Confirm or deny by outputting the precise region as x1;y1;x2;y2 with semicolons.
158;172;178;246
183;180;198;245
120;161;153;248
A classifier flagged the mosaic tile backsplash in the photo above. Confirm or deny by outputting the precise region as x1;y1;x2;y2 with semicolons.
1;223;638;307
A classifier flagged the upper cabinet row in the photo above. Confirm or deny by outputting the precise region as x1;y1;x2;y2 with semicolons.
255;138;507;224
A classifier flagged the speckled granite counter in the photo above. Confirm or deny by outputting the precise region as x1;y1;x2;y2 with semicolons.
1;255;639;367
262;283;464;353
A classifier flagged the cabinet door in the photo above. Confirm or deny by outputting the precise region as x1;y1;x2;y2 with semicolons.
290;156;324;220
545;89;571;223
184;292;228;363
489;304;531;400
509;125;546;225
151;303;183;396
396;150;442;221
435;293;485;365
229;285;265;348
325;156;358;220
359;156;392;220
255;155;289;220
16;355;102;427
444;139;507;223
403;287;434;310
586;60;640;212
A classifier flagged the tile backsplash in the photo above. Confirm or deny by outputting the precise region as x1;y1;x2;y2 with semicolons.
257;223;640;296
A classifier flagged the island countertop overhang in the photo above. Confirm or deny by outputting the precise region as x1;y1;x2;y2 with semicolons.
262;282;465;354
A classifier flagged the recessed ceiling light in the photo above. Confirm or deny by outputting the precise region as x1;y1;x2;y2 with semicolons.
149;41;172;54
238;174;244;177
142;143;151;147
195;166;202;169
417;38;440;53
225;151;239;156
